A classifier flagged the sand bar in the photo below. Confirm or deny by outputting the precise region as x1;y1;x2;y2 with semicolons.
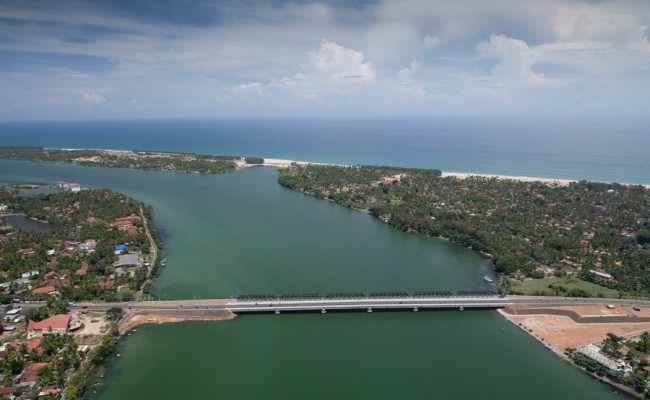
47;148;649;187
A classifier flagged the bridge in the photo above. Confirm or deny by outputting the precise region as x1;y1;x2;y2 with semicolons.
58;291;650;316
230;290;504;313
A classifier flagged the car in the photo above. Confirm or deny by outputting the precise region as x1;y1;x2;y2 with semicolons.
607;304;615;309
68;302;76;307
633;306;641;311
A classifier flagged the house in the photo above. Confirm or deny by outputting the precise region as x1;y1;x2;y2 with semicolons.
80;239;97;252
69;183;81;193
0;205;7;213
115;244;127;255
27;314;71;338
56;181;70;189
100;281;114;290
32;286;58;296
26;338;41;353
3;308;21;322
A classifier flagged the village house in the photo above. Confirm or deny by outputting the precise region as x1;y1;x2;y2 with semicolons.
27;314;71;338
32;286;58;296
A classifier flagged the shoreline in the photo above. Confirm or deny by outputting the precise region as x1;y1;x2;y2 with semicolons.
497;307;646;398
43;147;649;187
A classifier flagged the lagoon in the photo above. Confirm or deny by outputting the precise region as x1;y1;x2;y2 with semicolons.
0;159;625;399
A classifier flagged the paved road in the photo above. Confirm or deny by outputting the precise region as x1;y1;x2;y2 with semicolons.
48;296;650;314
136;206;157;300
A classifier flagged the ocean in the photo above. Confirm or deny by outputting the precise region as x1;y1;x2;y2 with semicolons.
1;116;648;184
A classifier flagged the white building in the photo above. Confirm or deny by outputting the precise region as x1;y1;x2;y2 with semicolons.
577;344;633;376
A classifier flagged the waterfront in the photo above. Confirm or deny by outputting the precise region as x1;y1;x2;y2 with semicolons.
0;158;628;399
1;116;648;184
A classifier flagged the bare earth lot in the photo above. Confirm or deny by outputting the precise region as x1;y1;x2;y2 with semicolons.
500;304;650;351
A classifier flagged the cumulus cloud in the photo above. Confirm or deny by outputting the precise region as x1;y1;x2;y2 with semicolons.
81;92;106;104
231;40;374;99
477;34;547;87
1;0;650;118
307;40;374;81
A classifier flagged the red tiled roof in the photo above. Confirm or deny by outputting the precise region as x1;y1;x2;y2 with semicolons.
27;314;71;331
26;339;41;352
24;362;49;372
32;286;56;295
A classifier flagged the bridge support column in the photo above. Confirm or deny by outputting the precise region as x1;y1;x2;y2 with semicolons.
413;307;418;312
367;308;372;313
321;309;327;314
458;306;464;311
274;310;280;315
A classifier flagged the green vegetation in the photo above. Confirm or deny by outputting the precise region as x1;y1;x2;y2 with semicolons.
0;184;160;302
0;146;238;175
0;333;82;398
508;277;621;298
572;333;650;394
245;157;265;164
279;164;650;296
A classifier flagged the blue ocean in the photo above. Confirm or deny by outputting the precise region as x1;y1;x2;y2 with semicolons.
0;116;648;184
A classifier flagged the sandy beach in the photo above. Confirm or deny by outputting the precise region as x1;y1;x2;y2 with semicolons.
50;148;648;187
441;171;576;186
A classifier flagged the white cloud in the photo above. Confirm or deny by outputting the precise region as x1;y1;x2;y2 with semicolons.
231;40;374;100
423;35;442;48
306;40;374;81
1;0;650;118
81;92;106;104
477;34;547;87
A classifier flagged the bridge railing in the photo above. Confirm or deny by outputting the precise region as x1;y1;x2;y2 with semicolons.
234;290;500;302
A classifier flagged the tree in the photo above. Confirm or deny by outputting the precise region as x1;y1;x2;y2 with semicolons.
245;157;264;164
107;307;124;318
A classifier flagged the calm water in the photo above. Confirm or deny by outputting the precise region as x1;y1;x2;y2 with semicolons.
0;159;625;400
1;116;648;184
5;214;50;234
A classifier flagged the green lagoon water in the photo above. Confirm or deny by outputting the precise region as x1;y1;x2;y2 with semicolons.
0;159;625;399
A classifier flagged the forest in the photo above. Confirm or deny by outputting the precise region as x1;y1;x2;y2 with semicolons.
0;146;237;175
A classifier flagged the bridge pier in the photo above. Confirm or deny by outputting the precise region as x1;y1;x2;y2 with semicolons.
413;307;418;312
458;306;464;311
274;310;280;315
367;308;372;313
321;309;327;314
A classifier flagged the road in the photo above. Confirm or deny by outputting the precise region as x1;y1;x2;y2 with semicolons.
136;206;157;300
48;295;650;314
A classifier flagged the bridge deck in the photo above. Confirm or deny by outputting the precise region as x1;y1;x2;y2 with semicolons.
228;296;510;313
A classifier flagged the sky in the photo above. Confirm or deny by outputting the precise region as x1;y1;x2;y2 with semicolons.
1;0;649;120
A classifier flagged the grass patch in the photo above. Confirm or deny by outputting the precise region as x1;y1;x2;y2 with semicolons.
510;277;620;298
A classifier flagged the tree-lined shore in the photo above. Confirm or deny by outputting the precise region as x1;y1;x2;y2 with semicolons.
278;164;650;298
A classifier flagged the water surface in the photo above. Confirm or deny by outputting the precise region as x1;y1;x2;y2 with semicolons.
0;159;627;400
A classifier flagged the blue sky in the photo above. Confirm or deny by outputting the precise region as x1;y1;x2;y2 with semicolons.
1;0;649;120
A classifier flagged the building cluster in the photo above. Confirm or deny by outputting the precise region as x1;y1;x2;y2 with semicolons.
0;307;86;398
55;181;83;193
577;343;633;376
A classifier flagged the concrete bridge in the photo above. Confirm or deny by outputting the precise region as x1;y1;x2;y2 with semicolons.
59;292;650;315
230;290;505;314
